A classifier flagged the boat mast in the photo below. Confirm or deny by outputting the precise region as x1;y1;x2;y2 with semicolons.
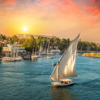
35;41;37;55
47;39;50;54
57;63;59;82
39;40;42;56
32;41;35;55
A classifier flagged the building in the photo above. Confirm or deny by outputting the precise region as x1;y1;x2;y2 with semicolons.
3;43;26;55
0;41;4;47
0;40;12;47
16;34;32;39
16;34;58;39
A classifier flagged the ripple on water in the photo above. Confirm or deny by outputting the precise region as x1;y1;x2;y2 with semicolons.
0;56;100;100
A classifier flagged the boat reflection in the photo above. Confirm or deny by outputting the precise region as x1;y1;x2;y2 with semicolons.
51;87;76;100
31;58;37;61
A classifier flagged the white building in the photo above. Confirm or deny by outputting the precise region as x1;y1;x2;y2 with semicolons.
3;43;26;54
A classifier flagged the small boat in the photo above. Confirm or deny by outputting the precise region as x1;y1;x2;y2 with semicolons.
15;56;23;61
31;55;39;59
50;34;80;87
76;53;81;56
2;57;16;62
47;56;54;59
50;49;61;54
2;56;23;62
52;62;57;66
23;55;30;60
47;53;54;56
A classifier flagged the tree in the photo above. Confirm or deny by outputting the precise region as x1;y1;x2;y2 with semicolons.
12;35;19;43
90;42;97;51
59;38;70;51
0;46;2;53
0;34;6;40
21;36;35;52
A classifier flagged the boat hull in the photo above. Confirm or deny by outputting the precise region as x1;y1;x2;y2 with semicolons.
52;82;75;87
31;55;39;59
23;58;30;60
2;59;15;62
15;57;23;61
15;59;23;61
2;56;23;62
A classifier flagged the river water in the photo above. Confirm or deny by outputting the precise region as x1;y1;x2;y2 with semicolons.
0;55;100;100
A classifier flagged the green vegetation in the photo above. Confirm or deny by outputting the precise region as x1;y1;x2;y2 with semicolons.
0;34;100;53
82;53;100;58
77;40;99;51
0;34;6;40
0;46;2;53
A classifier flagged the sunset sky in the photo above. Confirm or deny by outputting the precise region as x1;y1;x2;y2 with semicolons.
0;0;100;42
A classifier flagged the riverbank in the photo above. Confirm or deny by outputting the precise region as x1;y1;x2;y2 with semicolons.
82;52;100;58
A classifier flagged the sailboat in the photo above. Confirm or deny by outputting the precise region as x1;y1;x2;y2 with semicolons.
49;34;80;87
31;41;39;60
47;39;54;59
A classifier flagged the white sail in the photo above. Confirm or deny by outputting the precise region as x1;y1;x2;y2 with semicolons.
50;34;80;81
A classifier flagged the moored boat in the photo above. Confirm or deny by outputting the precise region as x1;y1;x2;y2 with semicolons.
2;57;16;62
31;55;39;59
52;62;57;66
76;53;81;56
47;56;54;59
23;55;30;60
15;56;23;61
2;56;23;62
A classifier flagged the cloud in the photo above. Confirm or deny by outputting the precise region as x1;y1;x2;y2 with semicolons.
0;0;79;17
0;0;15;5
0;0;100;16
85;6;100;14
0;0;100;25
72;0;100;14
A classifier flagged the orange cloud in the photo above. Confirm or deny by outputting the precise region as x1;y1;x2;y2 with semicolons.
0;0;15;5
5;0;15;5
85;6;100;14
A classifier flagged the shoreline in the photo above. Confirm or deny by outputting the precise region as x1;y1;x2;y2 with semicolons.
82;52;100;58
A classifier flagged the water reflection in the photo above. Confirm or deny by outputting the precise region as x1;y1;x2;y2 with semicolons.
31;58;38;61
51;87;76;100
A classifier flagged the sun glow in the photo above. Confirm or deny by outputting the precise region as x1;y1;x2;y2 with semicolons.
23;27;27;31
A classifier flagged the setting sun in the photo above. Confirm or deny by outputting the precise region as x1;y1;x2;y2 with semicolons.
23;27;27;31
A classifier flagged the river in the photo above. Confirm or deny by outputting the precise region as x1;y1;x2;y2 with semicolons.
0;55;100;100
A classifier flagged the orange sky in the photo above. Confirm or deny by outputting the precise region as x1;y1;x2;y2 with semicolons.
0;0;100;42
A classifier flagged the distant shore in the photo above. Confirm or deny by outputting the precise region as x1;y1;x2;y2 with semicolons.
78;50;100;53
82;52;100;58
